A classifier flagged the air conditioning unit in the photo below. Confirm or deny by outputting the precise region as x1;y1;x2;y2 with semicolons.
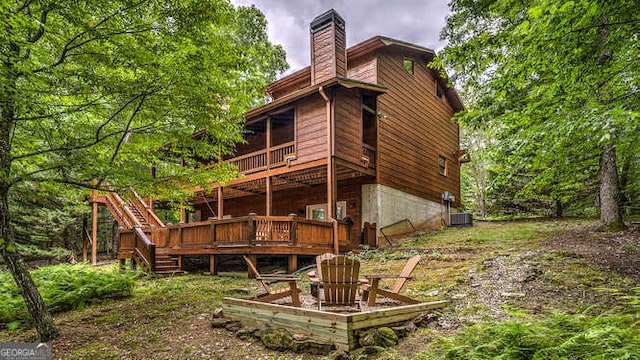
450;212;473;227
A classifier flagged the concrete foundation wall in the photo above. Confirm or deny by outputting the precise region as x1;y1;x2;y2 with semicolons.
362;184;446;236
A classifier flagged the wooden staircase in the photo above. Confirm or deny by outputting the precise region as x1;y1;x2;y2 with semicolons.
99;188;183;276
154;251;186;276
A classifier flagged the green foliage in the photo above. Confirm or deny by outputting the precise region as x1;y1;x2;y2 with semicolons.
0;263;136;326
1;0;288;203
440;0;640;220
418;312;640;360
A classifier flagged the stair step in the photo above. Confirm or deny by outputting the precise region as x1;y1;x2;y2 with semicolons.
154;270;187;276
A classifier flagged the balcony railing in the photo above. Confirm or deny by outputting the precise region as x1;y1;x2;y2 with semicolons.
362;144;376;168
228;141;295;174
270;142;296;167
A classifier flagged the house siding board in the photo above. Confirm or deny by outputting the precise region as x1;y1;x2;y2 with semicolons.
296;95;327;163
312;24;347;83
347;54;377;84
376;49;460;205
334;88;362;165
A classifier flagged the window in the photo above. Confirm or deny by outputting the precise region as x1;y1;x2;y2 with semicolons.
438;155;447;176
403;59;414;74
306;201;347;221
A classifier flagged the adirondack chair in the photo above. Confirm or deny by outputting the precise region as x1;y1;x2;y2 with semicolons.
243;256;301;307
308;253;335;297
361;254;422;307
318;255;361;311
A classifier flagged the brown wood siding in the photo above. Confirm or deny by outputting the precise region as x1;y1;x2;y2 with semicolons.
312;26;337;84
376;49;461;206
199;179;367;242
296;94;327;164
334;25;347;78
271;75;310;100
347;54;377;83
333;88;363;165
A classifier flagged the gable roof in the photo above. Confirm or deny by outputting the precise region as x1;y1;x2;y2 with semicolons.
246;76;387;120
267;36;463;112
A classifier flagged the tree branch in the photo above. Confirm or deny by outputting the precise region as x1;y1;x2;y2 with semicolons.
30;0;153;74
110;94;146;163
27;3;55;43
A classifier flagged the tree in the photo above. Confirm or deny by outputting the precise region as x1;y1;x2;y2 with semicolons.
437;0;640;229
1;0;287;341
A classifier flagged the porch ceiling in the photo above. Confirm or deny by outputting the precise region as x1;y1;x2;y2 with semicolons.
192;163;373;202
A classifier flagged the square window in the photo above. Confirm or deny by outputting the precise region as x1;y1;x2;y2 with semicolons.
438;155;447;176
403;59;414;74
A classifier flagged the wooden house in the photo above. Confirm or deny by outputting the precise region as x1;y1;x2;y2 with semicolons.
91;9;463;274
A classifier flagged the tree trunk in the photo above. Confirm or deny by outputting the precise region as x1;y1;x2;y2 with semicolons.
0;188;59;341
1;69;59;341
554;198;563;218
598;144;626;231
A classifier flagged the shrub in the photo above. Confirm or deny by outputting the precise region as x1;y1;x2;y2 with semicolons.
0;263;135;326
418;312;640;359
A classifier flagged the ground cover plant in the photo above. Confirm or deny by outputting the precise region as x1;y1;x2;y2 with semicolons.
0;263;135;329
0;219;638;359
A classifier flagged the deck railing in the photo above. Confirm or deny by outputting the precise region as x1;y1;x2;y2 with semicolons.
269;142;296;167
227;141;295;174
118;215;356;272
362;144;377;168
133;226;155;272
152;215;351;250
229;149;268;174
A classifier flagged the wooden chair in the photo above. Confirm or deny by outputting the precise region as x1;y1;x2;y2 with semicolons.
308;253;335;297
361;254;422;307
243;256;301;307
318;255;361;311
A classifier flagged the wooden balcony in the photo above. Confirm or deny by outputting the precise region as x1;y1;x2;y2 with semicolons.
228;141;296;174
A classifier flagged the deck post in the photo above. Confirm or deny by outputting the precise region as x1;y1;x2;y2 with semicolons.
246;255;257;279
288;255;297;273
248;213;256;245
217;187;223;220
91;198;98;265
289;214;298;247
209;255;218;275
266;176;272;216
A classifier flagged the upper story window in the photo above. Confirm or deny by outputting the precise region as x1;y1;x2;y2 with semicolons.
403;59;414;74
438;155;447;176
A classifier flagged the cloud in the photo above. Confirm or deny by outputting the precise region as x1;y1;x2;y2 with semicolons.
231;0;451;74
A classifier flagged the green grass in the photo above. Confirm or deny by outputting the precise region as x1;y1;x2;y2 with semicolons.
0;263;136;327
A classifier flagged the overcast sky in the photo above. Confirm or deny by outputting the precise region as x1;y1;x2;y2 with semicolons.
231;0;451;74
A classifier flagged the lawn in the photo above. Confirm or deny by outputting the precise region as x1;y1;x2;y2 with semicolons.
1;219;638;359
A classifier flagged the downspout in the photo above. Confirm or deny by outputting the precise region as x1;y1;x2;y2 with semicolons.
319;86;338;254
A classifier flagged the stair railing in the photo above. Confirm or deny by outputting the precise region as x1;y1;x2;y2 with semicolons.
133;226;156;272
127;188;165;228
104;193;134;228
111;192;143;228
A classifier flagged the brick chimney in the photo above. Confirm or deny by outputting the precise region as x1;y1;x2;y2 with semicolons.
310;9;347;84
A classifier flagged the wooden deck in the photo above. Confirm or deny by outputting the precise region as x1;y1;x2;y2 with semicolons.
118;215;355;273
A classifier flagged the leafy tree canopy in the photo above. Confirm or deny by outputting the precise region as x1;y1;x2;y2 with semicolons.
0;0;287;341
1;0;287;201
437;0;640;221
